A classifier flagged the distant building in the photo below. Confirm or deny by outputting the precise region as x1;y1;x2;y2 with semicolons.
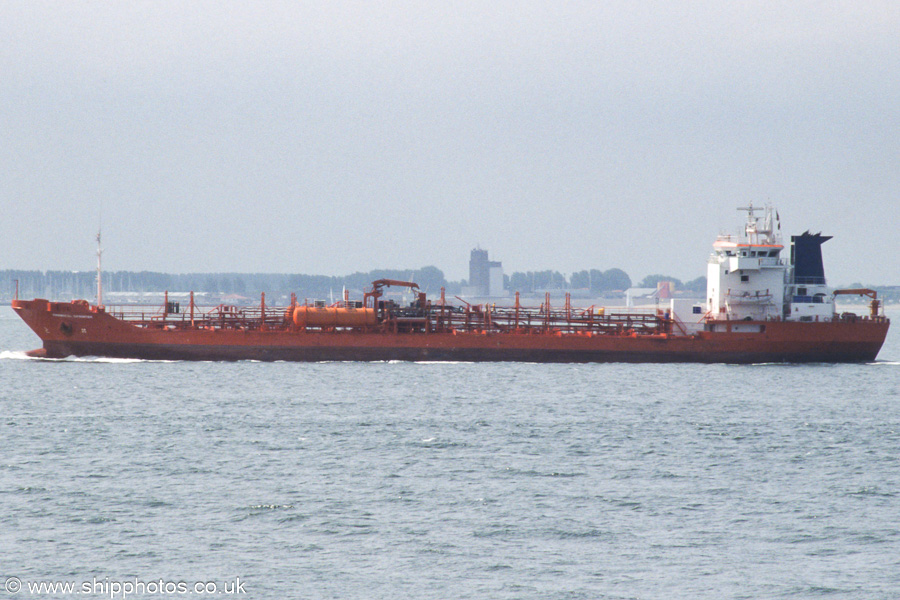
656;280;674;299
465;248;505;297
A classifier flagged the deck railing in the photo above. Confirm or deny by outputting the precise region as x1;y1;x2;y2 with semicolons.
103;296;672;336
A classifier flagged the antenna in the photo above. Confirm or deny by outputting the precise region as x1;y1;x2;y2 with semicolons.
736;203;762;218
737;202;764;242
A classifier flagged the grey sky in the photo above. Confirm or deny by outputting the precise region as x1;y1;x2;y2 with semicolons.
2;1;898;285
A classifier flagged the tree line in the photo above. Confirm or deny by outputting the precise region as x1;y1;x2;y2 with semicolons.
0;267;449;301
1;267;709;302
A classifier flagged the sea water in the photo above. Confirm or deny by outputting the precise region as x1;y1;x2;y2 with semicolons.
1;305;899;599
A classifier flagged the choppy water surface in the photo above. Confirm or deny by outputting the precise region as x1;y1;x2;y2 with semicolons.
2;306;899;599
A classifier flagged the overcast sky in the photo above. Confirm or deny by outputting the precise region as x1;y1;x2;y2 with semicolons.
2;1;898;285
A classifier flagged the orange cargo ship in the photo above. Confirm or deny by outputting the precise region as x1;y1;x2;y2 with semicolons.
11;206;890;363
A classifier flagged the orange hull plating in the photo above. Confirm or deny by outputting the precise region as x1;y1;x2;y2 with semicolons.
12;298;890;363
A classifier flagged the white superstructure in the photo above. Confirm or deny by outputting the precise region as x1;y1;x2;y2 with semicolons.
705;204;835;325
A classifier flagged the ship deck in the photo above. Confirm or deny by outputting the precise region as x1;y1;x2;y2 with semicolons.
99;293;678;338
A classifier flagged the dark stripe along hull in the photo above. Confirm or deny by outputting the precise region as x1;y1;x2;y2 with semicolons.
38;339;885;363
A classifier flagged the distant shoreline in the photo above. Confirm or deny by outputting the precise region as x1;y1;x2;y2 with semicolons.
2;268;898;305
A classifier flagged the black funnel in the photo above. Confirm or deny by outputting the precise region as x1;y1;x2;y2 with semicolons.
791;231;831;285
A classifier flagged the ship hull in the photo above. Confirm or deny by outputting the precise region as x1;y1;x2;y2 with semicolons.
12;299;890;364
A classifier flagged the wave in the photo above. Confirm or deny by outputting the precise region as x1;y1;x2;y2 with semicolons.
69;356;163;364
412;361;470;365
0;350;174;364
0;350;37;360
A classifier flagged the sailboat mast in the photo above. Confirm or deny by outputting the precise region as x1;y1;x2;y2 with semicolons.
96;229;103;307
